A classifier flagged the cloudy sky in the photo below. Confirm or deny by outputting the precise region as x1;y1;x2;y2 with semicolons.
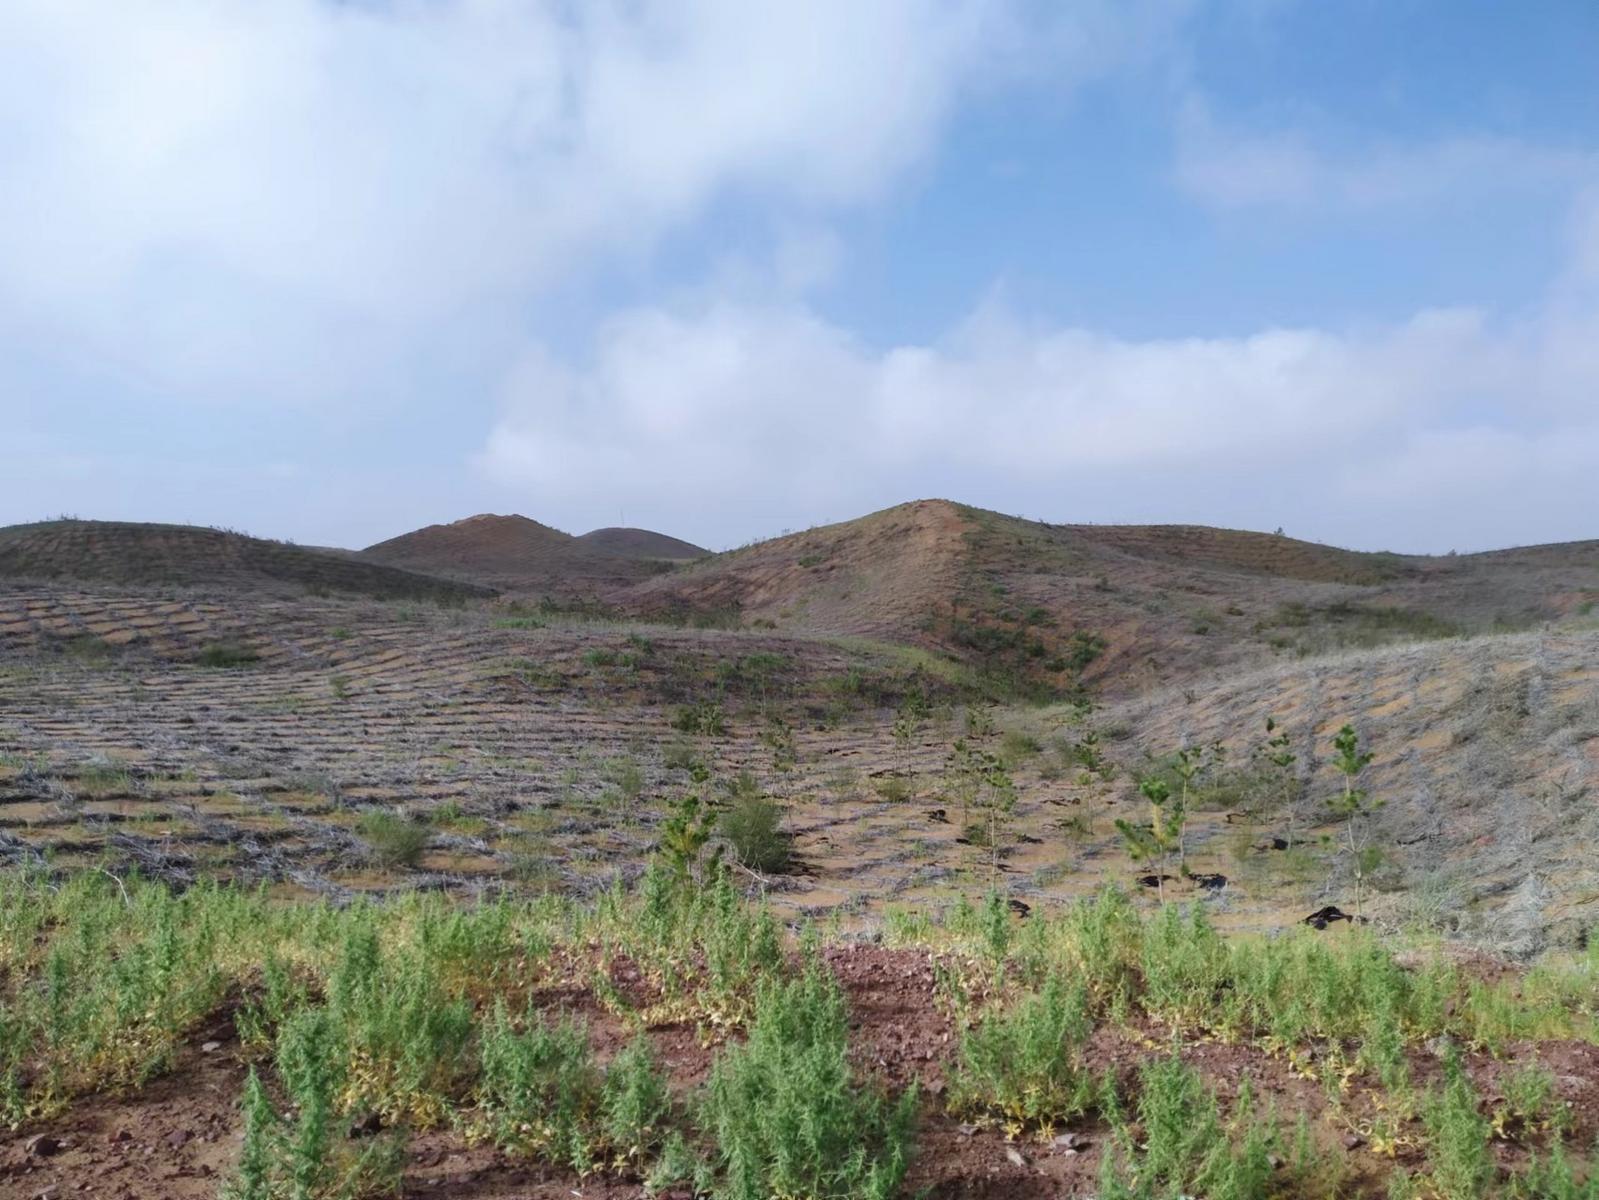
3;1;1597;553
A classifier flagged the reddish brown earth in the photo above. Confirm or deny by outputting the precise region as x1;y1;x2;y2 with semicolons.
5;944;1596;1200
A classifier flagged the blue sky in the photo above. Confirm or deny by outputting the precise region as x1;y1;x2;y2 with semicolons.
2;0;1597;552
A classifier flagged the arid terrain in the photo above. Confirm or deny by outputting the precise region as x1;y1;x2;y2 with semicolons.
3;504;1598;1199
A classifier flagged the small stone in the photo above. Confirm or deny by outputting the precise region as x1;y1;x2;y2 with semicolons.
957;1123;979;1137
166;1129;193;1150
1342;1133;1366;1151
24;1134;62;1159
108;1129;132;1146
1005;1146;1030;1169
200;1041;222;1053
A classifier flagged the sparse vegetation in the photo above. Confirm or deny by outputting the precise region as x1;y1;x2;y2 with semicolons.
357;810;430;868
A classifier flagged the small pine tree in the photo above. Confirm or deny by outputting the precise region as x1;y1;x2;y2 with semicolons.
949;739;1016;879
1256;717;1299;848
1116;775;1181;903
1328;725;1381;920
658;794;722;884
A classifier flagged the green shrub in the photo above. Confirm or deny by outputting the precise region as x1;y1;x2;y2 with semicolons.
1102;1057;1285;1200
600;1033;672;1166
948;976;1095;1131
1423;1050;1494;1200
478;1005;603;1171
1508;1146;1599;1200
478;1008;671;1176
197;640;260;668
357;811;429;868
720;793;791;874
701;969;917;1200
323;923;473;1126
672;701;728;737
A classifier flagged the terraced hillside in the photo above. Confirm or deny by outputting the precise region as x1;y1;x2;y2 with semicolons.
0;520;489;602
3;579;1596;953
625;500;1598;699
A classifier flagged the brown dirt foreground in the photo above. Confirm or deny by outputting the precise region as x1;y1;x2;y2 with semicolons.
6;946;1599;1200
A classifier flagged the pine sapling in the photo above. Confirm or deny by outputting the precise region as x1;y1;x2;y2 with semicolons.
1328;725;1381;921
1116;775;1181;903
1257;717;1299;849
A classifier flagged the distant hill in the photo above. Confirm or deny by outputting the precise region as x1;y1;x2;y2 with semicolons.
361;513;704;591
576;527;708;561
621;499;1598;698
363;514;576;579
0;520;490;601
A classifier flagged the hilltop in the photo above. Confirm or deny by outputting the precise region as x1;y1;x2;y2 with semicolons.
575;526;708;561
0;519;489;602
621;499;1598;698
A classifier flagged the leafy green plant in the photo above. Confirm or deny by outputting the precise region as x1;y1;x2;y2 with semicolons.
672;701;728;737
719;790;791;874
701;968;917;1200
197;641;260;668
1422;1049;1494;1200
356;811;429;869
1254;717;1299;847
948;738;1016;878
949;976;1095;1133
599;1033;672;1167
477;1005;603;1171
1101;1058;1284;1200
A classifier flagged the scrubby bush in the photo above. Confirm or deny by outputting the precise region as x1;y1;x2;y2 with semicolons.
357;810;429;868
719;792;791;874
948;976;1096;1131
701;969;917;1200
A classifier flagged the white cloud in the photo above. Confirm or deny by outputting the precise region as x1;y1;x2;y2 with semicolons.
478;285;1599;552
0;0;1150;407
1175;98;1598;211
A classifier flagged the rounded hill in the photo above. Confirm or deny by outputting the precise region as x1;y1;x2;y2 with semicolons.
0;520;491;601
575;527;708;561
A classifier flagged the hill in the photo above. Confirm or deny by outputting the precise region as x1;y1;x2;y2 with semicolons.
361;513;703;591
362;513;576;579
575;526;708;561
0;520;490;601
622;500;1598;698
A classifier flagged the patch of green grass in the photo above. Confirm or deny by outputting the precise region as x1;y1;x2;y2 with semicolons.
719;791;791;874
196;640;260;668
357;810;429;868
